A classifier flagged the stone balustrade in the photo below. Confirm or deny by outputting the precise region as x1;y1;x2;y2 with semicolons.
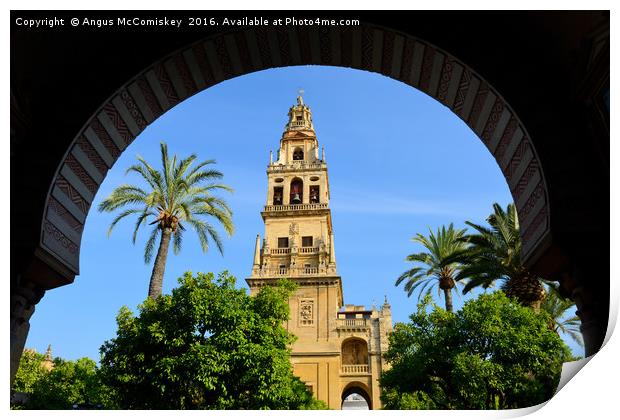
337;318;369;328
267;162;325;172
302;266;319;275
267;247;318;255
288;120;312;129
263;203;328;212
256;265;328;277
299;246;319;254
341;364;370;374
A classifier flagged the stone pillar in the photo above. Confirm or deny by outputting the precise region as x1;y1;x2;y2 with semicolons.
303;176;310;204
267;183;274;206
573;283;607;356
283;177;291;205
252;234;261;275
327;234;337;274
10;279;45;386
560;265;608;357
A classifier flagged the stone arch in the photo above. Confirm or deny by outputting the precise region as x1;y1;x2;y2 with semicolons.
290;177;303;204
292;146;304;161
39;24;550;280
341;381;372;410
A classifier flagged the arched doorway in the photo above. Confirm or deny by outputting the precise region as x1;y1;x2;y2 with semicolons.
342;382;372;410
11;14;609;381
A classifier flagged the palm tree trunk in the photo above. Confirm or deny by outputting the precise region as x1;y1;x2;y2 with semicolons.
148;227;172;300
443;288;454;312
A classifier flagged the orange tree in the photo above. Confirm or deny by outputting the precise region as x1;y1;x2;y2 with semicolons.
380;292;572;409
99;271;328;409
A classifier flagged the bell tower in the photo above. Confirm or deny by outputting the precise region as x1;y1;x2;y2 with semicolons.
246;94;391;410
250;93;339;283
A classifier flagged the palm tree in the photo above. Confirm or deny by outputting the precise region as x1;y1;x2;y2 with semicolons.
456;203;546;311
395;224;468;312
99;142;234;300
541;285;583;347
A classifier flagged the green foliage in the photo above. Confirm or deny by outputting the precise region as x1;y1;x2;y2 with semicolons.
12;351;114;409
453;203;548;309
99;271;327;409
395;224;468;312
380;292;572;409
541;285;583;348
12;350;47;395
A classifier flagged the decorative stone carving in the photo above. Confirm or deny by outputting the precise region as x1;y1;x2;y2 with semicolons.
299;299;314;326
289;222;299;235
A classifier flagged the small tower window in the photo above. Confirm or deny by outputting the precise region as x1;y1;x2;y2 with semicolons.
309;186;320;203
293;147;304;161
296;116;303;121
273;187;283;205
302;236;313;247
278;237;289;248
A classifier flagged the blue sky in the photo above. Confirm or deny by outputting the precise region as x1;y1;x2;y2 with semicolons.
25;65;584;361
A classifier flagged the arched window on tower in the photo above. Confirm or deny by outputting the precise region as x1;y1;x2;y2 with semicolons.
309;185;320;203
273;187;283;205
290;179;303;204
293;147;304;161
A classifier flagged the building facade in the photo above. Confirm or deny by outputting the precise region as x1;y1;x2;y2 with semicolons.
246;96;392;409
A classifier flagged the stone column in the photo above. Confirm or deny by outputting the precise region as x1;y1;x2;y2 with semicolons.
252;234;261;276
560;265;608;357
303;176;310;204
283;177;291;205
11;278;45;385
266;179;274;205
573;283;607;356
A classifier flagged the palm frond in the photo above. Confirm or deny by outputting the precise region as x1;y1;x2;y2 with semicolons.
144;225;160;263
132;208;154;244
173;228;183;255
99;141;235;280
396;224;468;310
106;208;143;236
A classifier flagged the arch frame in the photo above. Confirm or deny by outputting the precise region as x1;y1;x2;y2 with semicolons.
36;24;551;281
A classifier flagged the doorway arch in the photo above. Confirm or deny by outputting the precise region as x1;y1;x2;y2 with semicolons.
342;381;372;410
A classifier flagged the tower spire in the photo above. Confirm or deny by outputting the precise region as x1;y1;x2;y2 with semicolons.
285;91;314;132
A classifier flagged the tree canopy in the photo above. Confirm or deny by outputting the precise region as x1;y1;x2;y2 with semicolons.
380;291;572;409
11;351;113;409
455;203;547;310
98;271;327;409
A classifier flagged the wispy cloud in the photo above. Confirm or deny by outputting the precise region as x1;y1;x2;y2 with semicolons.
329;188;491;217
